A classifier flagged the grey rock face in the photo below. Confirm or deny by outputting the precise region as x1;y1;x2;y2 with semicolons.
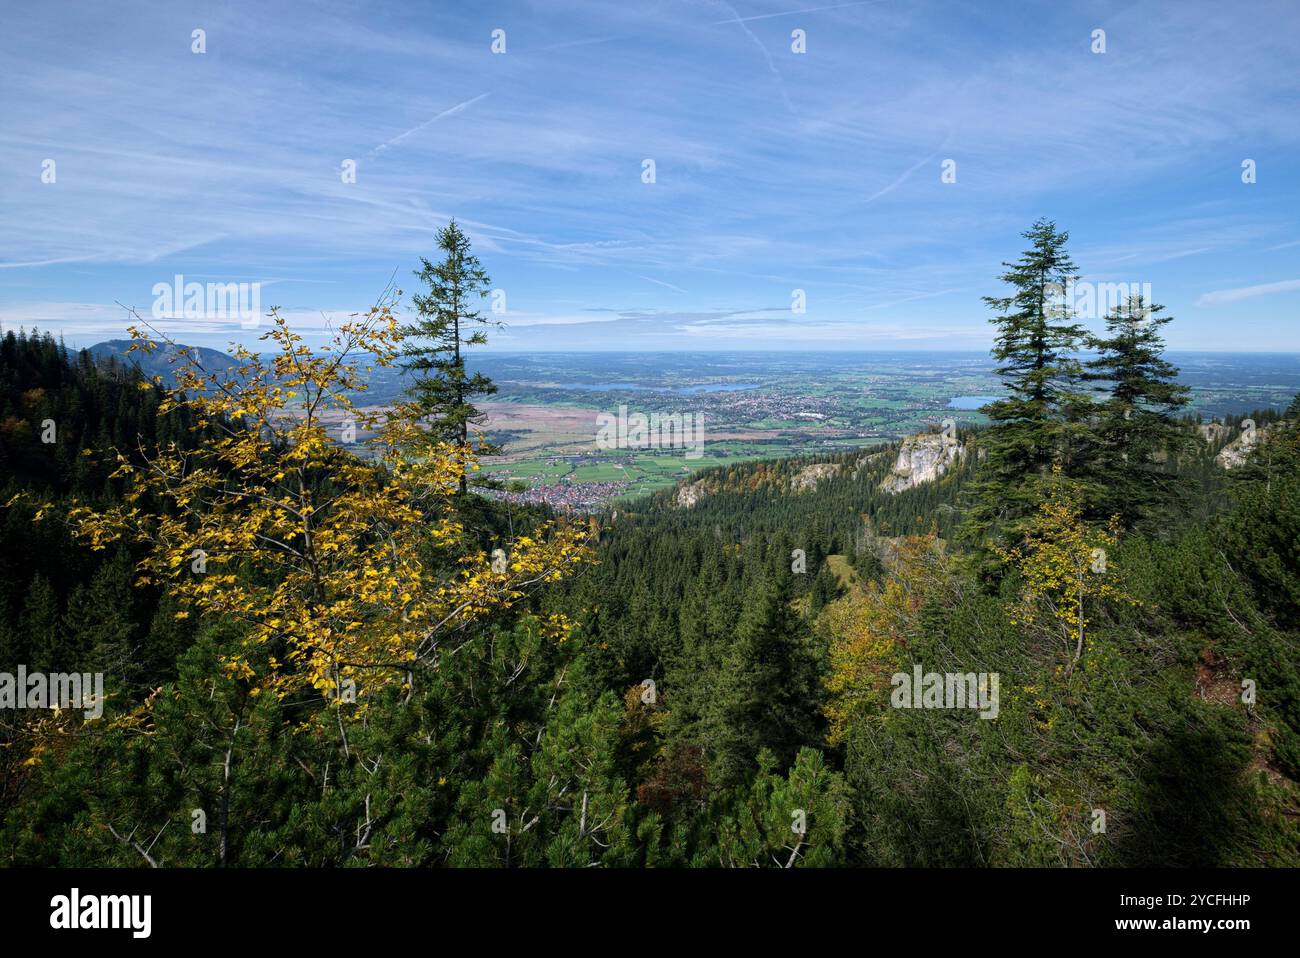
790;462;840;492
674;481;708;508
1214;422;1287;470
881;432;966;493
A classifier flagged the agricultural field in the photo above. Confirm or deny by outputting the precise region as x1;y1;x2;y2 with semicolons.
470;351;1300;511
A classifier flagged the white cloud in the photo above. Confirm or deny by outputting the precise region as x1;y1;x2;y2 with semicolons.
1196;279;1300;306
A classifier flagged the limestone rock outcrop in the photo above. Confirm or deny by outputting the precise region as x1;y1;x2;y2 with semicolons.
1215;422;1286;470
881;432;966;493
790;462;840;492
1197;422;1231;445
674;481;709;508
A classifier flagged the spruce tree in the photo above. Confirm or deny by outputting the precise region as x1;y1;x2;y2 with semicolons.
1085;294;1191;531
65;548;138;687
400;220;499;493
701;573;820;789
22;574;64;672
808;562;841;616
961;219;1091;562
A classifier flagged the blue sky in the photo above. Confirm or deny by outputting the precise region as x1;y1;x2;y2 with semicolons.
1;0;1298;352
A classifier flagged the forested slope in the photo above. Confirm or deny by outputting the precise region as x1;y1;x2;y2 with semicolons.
546;406;1299;865
2;248;1297;865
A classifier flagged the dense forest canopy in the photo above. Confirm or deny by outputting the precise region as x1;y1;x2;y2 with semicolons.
1;221;1297;867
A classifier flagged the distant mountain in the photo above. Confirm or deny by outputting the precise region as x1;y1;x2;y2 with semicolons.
83;340;415;403
86;340;239;385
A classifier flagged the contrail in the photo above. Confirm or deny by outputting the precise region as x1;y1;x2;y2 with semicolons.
712;0;795;114
709;0;882;25
636;274;690;294
537;2;881;54
864;133;953;204
369;93;490;157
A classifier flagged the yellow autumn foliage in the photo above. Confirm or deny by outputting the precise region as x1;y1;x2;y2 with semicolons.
66;300;590;707
995;468;1135;682
822;535;950;744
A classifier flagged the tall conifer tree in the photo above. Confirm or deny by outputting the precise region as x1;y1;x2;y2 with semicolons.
400;220;499;493
701;573;821;789
1085;294;1191;531
961;219;1091;561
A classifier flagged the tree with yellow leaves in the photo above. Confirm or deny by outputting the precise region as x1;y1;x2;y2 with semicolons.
996;468;1132;683
822;535;950;744
66;298;589;711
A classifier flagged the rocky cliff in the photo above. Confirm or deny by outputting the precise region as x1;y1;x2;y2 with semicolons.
790;462;840;492
674;480;709;508
1215;422;1287;470
1197;422;1231;445
881;432;966;493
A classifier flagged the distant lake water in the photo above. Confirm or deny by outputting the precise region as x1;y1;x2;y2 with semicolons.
551;382;759;394
678;382;759;394
948;395;1002;410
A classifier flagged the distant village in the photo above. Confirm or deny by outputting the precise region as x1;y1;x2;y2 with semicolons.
482;477;631;512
